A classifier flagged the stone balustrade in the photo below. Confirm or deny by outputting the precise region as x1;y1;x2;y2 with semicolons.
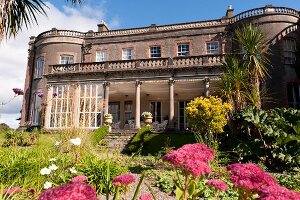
48;55;225;75
37;6;299;40
230;6;299;23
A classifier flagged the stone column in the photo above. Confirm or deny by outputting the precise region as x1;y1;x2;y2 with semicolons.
44;85;53;128
103;81;110;115
135;80;142;129
204;77;210;97
169;78;175;129
72;83;80;127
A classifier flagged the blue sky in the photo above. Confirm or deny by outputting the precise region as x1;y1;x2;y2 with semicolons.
48;0;300;29
1;0;300;128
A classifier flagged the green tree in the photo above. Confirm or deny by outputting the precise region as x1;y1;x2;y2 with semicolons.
235;24;270;108
185;96;231;146
0;0;82;40
221;56;248;112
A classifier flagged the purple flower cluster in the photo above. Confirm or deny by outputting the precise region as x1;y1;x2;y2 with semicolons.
162;143;214;178
38;182;98;200
52;92;58;97
37;92;44;98
227;163;277;191
257;185;300;200
206;180;229;191
12;88;24;96
112;174;136;186
71;175;88;183
139;193;152;200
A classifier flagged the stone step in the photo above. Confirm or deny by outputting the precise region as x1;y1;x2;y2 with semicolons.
100;132;136;152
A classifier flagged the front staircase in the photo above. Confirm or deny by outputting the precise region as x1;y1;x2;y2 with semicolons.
100;130;136;152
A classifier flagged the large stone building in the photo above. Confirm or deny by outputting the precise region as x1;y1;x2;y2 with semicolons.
20;5;300;130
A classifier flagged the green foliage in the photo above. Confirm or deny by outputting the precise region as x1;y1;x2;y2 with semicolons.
156;171;177;193
2;130;39;147
91;125;109;146
235;106;300;169
77;156;128;194
274;172;300;192
126;126;151;154
0;123;10;131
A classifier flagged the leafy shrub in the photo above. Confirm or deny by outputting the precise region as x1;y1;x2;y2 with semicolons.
0;123;10;131
2;130;39;147
235;106;300;169
77;156;128;194
185;96;231;146
274;172;300;192
156;171;176;193
126;126;151;154
91;126;109;146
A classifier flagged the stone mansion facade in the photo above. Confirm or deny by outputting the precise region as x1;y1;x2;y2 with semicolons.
20;5;300;130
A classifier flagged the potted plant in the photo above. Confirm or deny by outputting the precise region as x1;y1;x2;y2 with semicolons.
103;113;113;126
141;111;153;126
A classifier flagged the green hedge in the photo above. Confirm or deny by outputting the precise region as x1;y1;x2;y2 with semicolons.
126;126;151;154
91;126;109;146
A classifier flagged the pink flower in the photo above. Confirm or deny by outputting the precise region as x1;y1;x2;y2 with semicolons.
257;185;300;200
112;174;136;186
162;143;214;167
139;193;152;200
38;182;98;200
227;163;277;191
183;159;211;178
71;175;88;183
2;187;21;195
206;180;229;191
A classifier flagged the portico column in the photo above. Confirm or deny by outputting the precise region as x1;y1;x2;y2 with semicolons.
169;78;175;129
103;81;110;115
73;83;80;127
204;77;210;97
44;85;53;128
135;80;142;129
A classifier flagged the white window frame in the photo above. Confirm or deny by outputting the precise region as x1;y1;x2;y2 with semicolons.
36;57;44;78
32;93;41;125
96;51;107;62
177;44;190;56
284;38;296;65
150;46;161;58
49;85;73;128
206;41;220;54
60;55;74;64
79;84;104;128
122;48;133;60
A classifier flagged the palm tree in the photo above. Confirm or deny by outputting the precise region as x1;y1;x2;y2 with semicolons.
235;24;270;108
0;0;82;40
221;56;248;112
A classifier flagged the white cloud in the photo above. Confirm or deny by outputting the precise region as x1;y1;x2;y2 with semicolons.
0;2;120;128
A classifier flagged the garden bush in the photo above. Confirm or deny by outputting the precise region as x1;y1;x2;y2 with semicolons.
77;156;128;194
2;129;39;147
91;125;109;146
185;96;231;147
234;106;300;169
126;126;151;154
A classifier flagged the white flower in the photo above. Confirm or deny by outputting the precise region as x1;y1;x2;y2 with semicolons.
55;141;61;146
69;167;77;174
44;181;52;189
49;158;57;162
49;164;58;171
70;137;81;146
40;167;52;175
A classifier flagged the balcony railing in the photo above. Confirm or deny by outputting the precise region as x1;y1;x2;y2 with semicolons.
230;6;299;23
48;55;225;75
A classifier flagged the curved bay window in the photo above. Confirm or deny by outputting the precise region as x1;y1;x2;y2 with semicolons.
50;85;73;128
79;84;104;128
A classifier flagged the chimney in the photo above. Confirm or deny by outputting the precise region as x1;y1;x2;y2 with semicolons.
225;5;234;18
97;20;109;32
